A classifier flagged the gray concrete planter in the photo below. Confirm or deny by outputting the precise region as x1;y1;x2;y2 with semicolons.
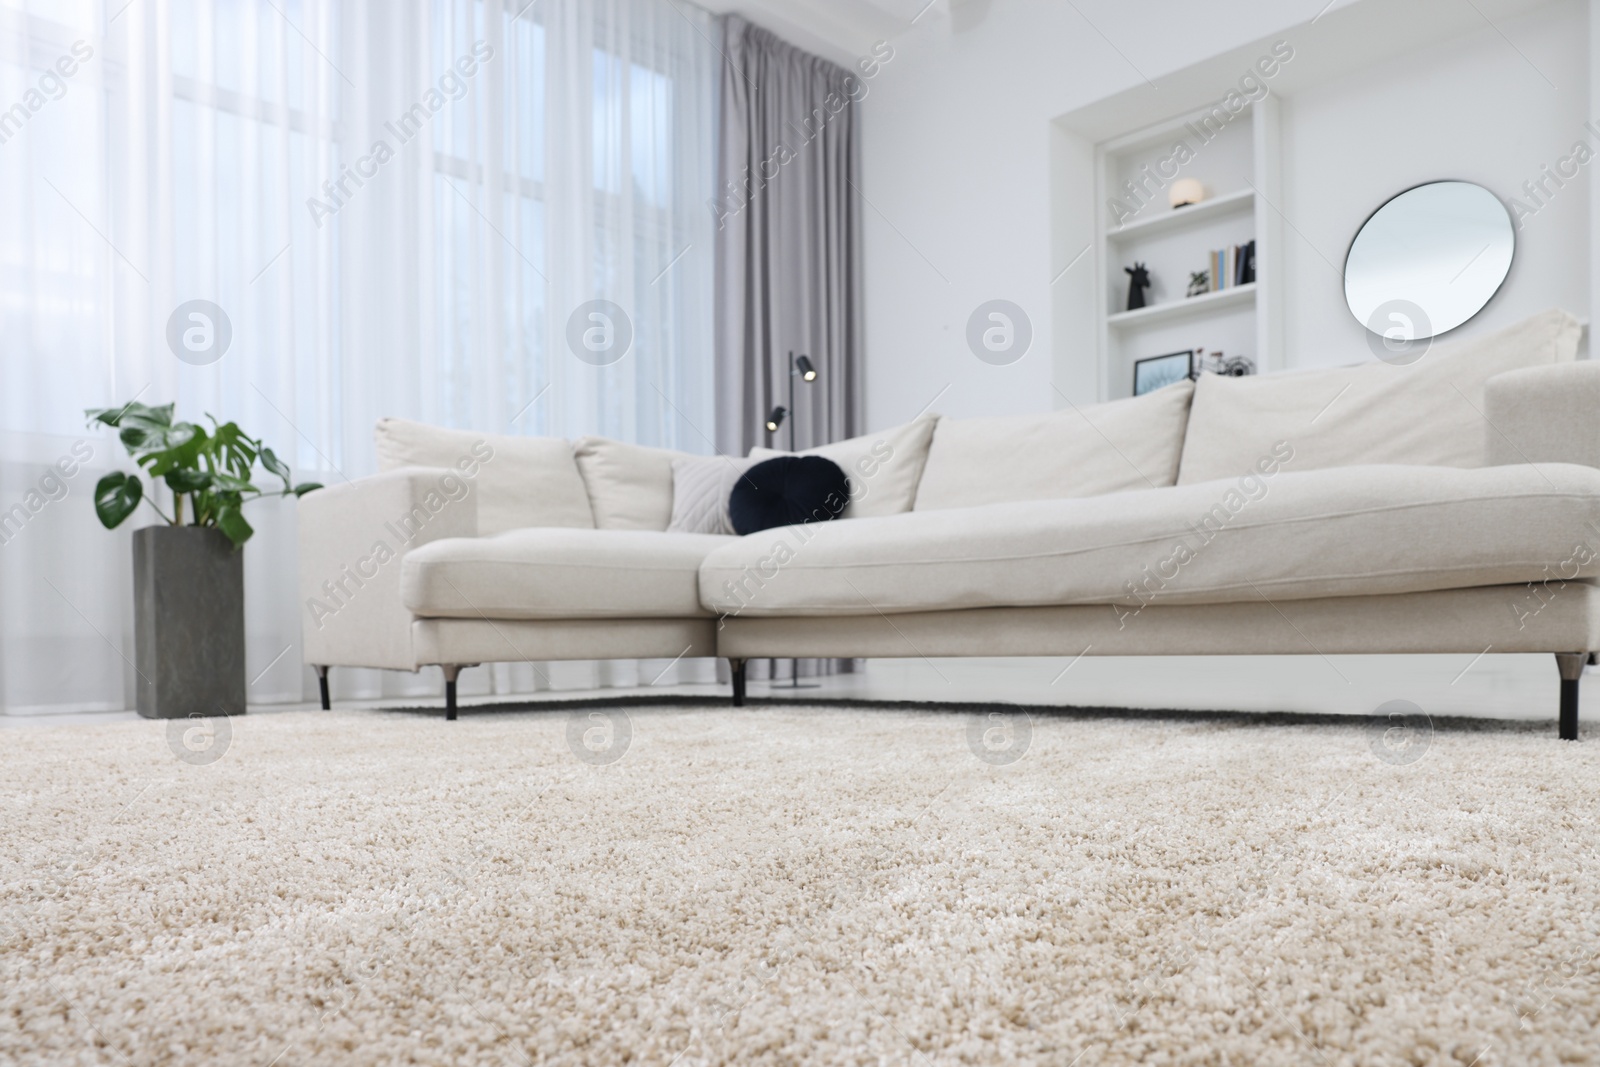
132;526;246;719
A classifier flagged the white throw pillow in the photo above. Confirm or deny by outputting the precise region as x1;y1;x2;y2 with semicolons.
748;414;940;519
667;455;759;536
913;381;1194;511
373;418;594;535
1177;308;1583;484
574;437;696;530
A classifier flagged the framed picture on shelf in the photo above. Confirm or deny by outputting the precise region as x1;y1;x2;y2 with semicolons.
1133;350;1193;396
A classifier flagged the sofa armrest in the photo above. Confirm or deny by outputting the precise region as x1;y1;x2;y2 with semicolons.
298;467;478;670
1485;362;1600;469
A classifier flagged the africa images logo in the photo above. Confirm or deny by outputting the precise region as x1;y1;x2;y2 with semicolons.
166;300;232;366
166;713;233;766
565;300;633;366
965;300;1032;366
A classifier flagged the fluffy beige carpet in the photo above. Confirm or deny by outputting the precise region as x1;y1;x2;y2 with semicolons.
3;704;1599;1066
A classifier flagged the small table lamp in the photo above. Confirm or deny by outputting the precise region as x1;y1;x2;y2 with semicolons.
1169;178;1205;208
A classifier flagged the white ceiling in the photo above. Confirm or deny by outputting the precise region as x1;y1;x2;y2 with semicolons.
694;0;989;66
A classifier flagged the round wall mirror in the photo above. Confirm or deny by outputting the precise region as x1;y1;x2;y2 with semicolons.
1344;180;1514;342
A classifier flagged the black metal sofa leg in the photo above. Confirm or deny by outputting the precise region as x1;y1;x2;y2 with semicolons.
442;664;463;721
730;659;746;707
314;665;330;710
1556;653;1586;741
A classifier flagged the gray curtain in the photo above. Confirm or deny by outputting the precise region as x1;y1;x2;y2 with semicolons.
713;15;864;458
713;16;865;681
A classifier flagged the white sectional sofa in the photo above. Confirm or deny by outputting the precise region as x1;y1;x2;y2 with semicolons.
299;308;1600;737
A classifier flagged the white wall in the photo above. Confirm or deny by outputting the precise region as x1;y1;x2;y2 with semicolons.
859;0;1590;424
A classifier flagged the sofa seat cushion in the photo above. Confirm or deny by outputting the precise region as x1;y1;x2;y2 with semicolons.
698;463;1600;618
404;529;733;619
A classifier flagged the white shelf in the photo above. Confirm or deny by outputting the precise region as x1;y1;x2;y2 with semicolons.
1107;282;1256;329
1066;93;1280;401
1107;188;1254;241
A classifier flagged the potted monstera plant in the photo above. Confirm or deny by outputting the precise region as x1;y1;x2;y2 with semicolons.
86;402;320;719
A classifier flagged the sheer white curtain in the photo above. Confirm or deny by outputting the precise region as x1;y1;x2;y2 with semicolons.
0;0;718;715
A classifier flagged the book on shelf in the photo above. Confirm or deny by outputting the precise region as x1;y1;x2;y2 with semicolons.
1206;239;1256;292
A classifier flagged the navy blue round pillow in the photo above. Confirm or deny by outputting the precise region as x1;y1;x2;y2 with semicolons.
729;456;850;536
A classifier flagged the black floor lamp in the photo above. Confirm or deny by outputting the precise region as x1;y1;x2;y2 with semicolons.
765;351;816;451
764;350;820;689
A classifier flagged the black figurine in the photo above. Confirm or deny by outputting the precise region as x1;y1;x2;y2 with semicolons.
1125;262;1151;311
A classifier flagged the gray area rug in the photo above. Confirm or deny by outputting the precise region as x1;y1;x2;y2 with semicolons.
3;705;1596;1065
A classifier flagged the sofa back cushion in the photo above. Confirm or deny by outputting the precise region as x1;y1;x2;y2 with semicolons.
748;413;940;519
574;437;695;530
373;418;594;535
913;381;1194;511
1176;308;1583;484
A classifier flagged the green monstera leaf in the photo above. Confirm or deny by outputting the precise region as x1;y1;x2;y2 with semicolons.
214;503;254;548
146;423;207;477
86;400;173;430
92;472;144;530
163;468;213;494
259;446;291;488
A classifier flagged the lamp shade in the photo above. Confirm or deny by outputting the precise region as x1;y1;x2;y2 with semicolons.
795;354;817;381
764;405;787;432
1169;178;1204;208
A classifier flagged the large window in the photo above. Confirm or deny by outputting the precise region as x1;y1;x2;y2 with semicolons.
0;0;716;457
0;0;720;713
424;0;716;447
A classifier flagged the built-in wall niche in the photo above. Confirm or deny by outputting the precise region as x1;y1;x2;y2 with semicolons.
1109;200;1255;309
1089;96;1282;400
1107;112;1254;232
1118;304;1256;397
